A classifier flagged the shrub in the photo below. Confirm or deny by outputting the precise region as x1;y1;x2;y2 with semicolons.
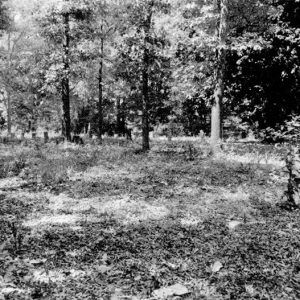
261;115;300;144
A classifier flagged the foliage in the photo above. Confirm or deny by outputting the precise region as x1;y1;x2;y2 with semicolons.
260;115;300;143
0;0;298;139
114;0;172;131
225;0;300;133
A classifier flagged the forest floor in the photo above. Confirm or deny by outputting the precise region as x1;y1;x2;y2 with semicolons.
0;138;299;300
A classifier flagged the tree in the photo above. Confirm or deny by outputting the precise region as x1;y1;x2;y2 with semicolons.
174;0;274;143
221;0;299;138
211;0;228;149
93;1;120;142
116;0;170;151
39;0;94;141
0;0;43;137
0;0;10;135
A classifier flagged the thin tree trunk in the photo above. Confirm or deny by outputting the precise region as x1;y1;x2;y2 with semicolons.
141;4;153;152
211;0;228;150
6;31;12;138
142;54;150;151
98;25;104;142
62;13;71;141
116;98;122;136
6;90;11;137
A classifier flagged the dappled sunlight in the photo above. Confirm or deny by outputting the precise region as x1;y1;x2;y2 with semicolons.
172;184;200;197
0;177;26;189
31;192;170;226
180;214;201;226
48;192;76;211
72;195;170;224
221;187;249;202
216;151;284;167
68;165;141;182
1;139;298;300
32;268;87;284
24;214;81;227
0;0;298;297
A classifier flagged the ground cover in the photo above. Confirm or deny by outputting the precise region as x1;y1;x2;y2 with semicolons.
0;139;299;299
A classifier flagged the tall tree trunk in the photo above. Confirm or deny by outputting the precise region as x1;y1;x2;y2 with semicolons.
142;51;150;151
211;0;228;150
141;4;153;152
62;13;71;141
6;31;12;138
98;25;104;142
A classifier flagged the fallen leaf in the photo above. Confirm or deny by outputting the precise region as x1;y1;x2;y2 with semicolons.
110;288;123;300
211;261;223;273
165;262;177;270
245;284;255;295
96;265;112;274
1;287;26;295
228;221;242;230
102;253;108;262
180;262;188;272
69;269;86;278
153;283;189;298
29;259;47;266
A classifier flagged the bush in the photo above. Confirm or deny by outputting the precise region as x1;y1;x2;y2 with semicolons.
261;115;300;144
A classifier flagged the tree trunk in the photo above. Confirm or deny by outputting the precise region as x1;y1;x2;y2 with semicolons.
211;73;223;146
6;90;12;137
6;31;12;138
98;25;104;142
116;98;122;136
62;13;71;141
32;130;37;140
44;131;49;143
141;5;153;152
211;0;228;150
142;52;150;151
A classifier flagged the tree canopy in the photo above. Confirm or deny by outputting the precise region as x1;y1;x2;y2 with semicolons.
0;0;298;146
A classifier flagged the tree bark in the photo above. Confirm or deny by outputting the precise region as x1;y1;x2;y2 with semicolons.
211;0;228;150
6;90;12;137
142;53;150;151
62;13;71;141
6;31;12;138
141;4;153;152
98;25;104;142
116;98;122;136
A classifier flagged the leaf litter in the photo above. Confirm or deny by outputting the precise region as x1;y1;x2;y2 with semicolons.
0;142;299;299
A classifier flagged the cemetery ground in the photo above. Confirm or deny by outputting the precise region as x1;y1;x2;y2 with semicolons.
0;138;299;300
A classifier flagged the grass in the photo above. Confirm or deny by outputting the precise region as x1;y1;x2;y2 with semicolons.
0;138;299;299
